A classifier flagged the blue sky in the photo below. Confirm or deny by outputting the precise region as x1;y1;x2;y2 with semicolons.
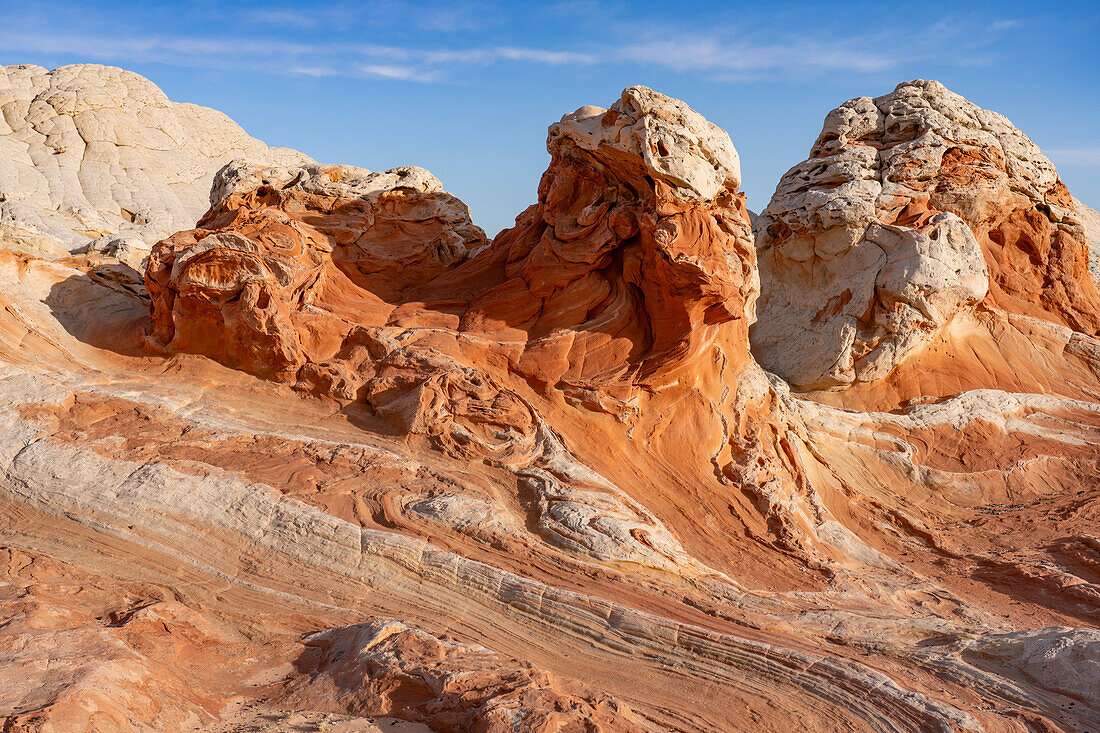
2;0;1098;236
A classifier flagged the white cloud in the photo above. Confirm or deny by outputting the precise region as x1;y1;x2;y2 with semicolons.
1045;149;1100;167
496;47;596;65
288;66;337;78
246;9;317;29
0;10;1030;84
416;5;493;33
359;64;439;82
0;30;590;82
619;35;893;75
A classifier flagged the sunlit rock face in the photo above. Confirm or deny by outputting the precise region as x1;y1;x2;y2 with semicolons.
753;79;1100;390
463;86;759;391
2;66;1100;733
1076;196;1100;280
145;161;487;383
0;64;311;256
145;86;760;397
142;86;785;578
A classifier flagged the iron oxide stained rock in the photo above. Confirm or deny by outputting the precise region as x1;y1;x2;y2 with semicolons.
1;65;1100;733
142;86;782;578
462;85;759;390
753;79;1100;389
145;86;759;397
145;161;487;383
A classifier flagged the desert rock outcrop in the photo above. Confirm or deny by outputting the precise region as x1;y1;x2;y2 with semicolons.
463;85;758;389
1075;195;1100;279
0;64;310;256
279;620;645;732
142;87;778;576
753;80;1100;390
145;161;486;382
0;66;1098;733
145;87;758;396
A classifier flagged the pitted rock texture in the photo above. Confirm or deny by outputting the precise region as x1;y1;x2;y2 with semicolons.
0;64;311;253
1;69;1100;733
551;85;742;200
145;161;487;382
279;620;645;732
753;79;1100;389
1075;196;1100;280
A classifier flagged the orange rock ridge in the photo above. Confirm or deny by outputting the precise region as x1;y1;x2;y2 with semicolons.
0;71;1097;732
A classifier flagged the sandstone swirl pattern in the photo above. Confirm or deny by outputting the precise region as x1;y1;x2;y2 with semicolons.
0;66;1098;732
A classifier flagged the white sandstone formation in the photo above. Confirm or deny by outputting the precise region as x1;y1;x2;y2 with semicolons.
550;85;742;201
1075;196;1100;280
0;64;311;253
753;79;1092;389
73;233;151;271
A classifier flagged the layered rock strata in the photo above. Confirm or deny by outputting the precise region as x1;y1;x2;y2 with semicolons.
0;67;1097;733
142;87;785;576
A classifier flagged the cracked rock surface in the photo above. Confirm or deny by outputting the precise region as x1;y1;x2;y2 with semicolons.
754;79;1100;390
0;64;311;254
0;67;1098;733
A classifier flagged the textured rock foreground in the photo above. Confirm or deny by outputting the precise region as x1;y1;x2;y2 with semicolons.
0;65;1098;733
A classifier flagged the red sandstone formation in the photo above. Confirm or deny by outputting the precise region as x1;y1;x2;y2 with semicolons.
278;620;644;732
457;87;758;390
1;67;1099;733
145;163;487;383
145;87;759;397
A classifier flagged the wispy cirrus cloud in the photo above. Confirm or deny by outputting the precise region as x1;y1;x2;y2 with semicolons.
415;3;498;33
1045;149;1100;167
0;9;1024;84
245;9;318;29
0;30;590;82
619;36;893;75
496;47;596;65
358;64;440;82
613;13;1023;80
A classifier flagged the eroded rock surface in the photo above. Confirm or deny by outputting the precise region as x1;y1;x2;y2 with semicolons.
279;620;644;732
0;68;1098;733
754;80;1100;389
142;87;773;577
0;64;310;255
145;161;487;382
464;85;758;389
1075;196;1100;280
146;86;757;395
